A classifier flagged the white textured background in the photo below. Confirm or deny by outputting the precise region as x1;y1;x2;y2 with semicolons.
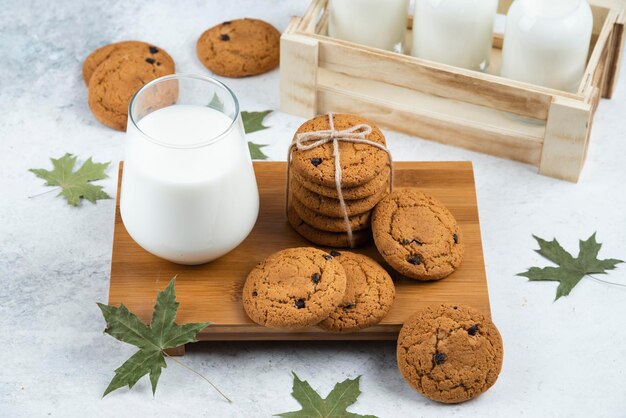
1;0;625;417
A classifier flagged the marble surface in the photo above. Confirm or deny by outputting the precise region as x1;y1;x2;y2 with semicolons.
1;0;626;416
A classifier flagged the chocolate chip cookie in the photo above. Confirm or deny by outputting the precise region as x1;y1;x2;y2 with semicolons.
290;114;390;188
242;247;347;329
291;196;371;233
397;304;503;404
372;189;463;281
82;41;174;85
88;54;175;131
196;18;280;78
319;252;395;332
292;165;391;200
287;205;371;248
290;176;389;218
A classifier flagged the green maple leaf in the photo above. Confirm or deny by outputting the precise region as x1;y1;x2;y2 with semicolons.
29;153;111;206
517;233;623;300
242;110;272;160
242;110;272;134
208;92;225;112
97;277;210;397
275;372;377;418
248;142;269;160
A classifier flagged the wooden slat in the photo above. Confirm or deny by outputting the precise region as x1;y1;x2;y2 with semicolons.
539;98;592;182
314;35;557;119
298;0;327;33
604;20;625;98
109;162;490;342
580;10;618;96
316;69;544;166
280;22;320;119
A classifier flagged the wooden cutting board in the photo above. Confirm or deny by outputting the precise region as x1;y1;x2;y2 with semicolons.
108;161;490;347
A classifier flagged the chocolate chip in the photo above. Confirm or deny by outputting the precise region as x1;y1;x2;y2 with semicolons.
453;233;459;244
323;255;333;260
148;46;159;54
145;58;156;64
222;21;232;25
433;352;447;365
220;34;230;41
252;291;258;297
295;299;305;309
310;158;322;167
343;303;355;310
468;325;479;336
407;255;422;265
401;239;423;246
330;250;341;257
312;273;320;283
156;62;161;66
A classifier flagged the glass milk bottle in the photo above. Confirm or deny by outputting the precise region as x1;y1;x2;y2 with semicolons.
412;0;498;71
328;0;409;51
120;74;259;265
501;0;593;92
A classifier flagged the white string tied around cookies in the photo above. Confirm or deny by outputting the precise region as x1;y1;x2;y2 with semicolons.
287;112;394;248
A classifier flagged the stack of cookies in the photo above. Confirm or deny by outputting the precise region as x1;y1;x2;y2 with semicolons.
242;247;395;332
83;41;176;131
287;114;392;248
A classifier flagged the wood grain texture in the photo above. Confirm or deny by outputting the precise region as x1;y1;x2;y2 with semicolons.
109;162;490;341
279;0;626;182
280;18;319;119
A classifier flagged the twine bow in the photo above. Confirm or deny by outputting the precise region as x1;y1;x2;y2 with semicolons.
287;112;393;248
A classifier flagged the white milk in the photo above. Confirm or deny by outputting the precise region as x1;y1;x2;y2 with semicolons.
120;105;259;265
501;0;593;92
328;0;409;51
412;0;498;71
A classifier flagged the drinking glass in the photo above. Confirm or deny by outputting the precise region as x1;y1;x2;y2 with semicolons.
120;74;259;265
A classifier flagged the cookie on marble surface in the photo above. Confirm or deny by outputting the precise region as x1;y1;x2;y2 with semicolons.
196;18;280;78
397;304;503;404
290;114;390;188
319;252;395;332
242;247;347;329
292;165;391;200
291;195;371;233
88;54;175;131
82;41;174;85
287;204;371;248
290;176;389;218
372;189;463;281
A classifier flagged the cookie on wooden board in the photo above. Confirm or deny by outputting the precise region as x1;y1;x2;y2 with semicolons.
292;165;391;200
82;41;174;85
242;247;347;329
196;18;280;78
290;114;390;188
290;176;389;218
88;54;175;131
319;252;395;333
397;304;503;404
291;196;371;233
287;204;371;248
372;189;463;281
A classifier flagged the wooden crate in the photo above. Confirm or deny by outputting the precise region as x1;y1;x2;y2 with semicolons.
280;0;626;182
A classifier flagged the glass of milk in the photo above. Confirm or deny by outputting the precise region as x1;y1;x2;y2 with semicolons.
328;0;409;52
501;0;593;92
120;74;259;265
411;0;498;71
